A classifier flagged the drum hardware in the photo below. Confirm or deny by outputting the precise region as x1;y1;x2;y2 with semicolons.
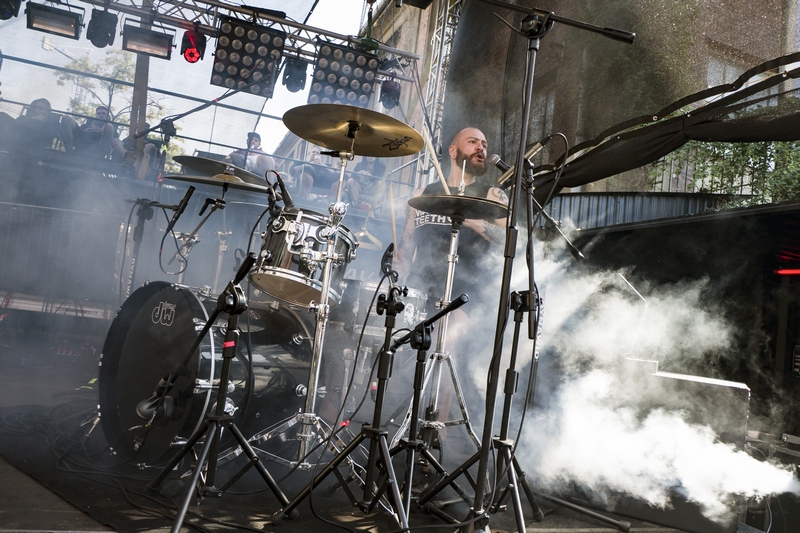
172;155;264;186
123;190;195;298
449;5;634;533
146;253;298;531
281;104;423;158
245;104;423;471
162;186;229;284
163;172;271;195
390;205;500;455
210;229;232;294
271;259;468;528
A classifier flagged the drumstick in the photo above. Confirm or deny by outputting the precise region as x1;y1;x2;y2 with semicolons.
421;125;451;195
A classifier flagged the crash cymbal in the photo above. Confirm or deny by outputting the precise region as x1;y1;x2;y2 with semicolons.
163;173;270;194
282;104;423;157
173;155;264;185
409;194;509;220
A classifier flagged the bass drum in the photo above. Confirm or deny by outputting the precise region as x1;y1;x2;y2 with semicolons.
98;281;312;464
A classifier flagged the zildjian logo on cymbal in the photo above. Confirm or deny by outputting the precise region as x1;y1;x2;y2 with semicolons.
382;136;412;151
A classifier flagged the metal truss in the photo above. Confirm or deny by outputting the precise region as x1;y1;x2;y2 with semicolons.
416;0;462;188
79;0;420;66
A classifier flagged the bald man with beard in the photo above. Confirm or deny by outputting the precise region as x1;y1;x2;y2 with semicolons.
398;126;507;318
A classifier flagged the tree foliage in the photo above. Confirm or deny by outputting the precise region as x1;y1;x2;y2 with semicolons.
54;49;184;165
651;140;800;208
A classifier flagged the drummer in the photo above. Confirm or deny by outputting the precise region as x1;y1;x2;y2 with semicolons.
397;126;507;314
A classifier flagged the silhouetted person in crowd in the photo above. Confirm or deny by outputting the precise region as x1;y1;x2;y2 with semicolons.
61;105;120;158
227;131;274;180
0;98;69;150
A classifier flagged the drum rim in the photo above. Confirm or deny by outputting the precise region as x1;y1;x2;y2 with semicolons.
249;268;343;306
273;208;359;248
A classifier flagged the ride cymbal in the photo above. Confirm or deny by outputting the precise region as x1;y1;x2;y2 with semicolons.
409;194;509;220
282;104;423;157
173;155;264;185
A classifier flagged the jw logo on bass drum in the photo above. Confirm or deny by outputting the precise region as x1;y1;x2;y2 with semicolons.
151;301;177;326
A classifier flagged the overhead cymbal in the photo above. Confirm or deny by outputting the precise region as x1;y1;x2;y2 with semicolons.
163;173;270;194
283;104;423;157
173;155;264;185
409;194;509;220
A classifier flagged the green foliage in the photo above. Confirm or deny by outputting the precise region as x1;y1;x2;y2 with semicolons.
55;49;136;121
650;140;800;207
54;49;185;163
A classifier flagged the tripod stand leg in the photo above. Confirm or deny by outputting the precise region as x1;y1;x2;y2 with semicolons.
272;432;366;525
228;423;293;508
417;450;480;505
170;419;219;533
513;459;545;522
495;446;527;533
444;352;481;447
148;418;212;492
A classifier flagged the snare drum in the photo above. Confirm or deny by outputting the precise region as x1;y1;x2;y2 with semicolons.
249;209;358;308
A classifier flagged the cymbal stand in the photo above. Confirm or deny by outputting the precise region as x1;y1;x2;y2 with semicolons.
271;292;469;528
212;228;232;294
146;253;296;532
242;135;360;470
124;195;194;298
125;199;155;298
390;216;481;452
462;4;634;532
172;191;228;285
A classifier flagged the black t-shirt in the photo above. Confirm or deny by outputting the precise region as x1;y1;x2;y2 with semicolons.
408;181;493;309
15;115;61;150
292;161;337;190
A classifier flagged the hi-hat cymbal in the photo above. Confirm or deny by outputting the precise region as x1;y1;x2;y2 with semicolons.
173;155;264;185
409;194;509;220
163;173;270;194
283;104;423;157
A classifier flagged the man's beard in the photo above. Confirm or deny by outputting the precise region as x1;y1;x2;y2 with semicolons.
455;149;487;177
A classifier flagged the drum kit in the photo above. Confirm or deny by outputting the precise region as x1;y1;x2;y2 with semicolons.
97;103;510;531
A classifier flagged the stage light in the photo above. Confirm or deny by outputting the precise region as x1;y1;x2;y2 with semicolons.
26;3;84;40
210;15;286;98
0;0;21;20
181;27;206;63
308;41;379;108
86;9;117;48
282;56;308;93
380;78;402;110
122;23;174;59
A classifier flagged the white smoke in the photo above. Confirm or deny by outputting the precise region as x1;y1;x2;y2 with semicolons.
523;369;800;523
457;237;800;524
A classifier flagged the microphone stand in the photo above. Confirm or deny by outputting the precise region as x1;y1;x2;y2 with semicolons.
124;192;195;298
146;253;296;532
271;287;469;528
462;4;634;532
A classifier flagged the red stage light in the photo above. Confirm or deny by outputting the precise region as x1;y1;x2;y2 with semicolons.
181;28;205;63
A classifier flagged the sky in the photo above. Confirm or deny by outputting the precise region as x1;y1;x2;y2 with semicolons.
0;0;368;154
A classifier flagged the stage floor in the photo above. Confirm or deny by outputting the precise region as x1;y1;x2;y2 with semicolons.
0;320;686;533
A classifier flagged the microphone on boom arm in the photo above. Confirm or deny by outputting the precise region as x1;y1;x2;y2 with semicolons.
165;186;195;234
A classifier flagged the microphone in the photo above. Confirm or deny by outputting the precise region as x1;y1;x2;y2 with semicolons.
495;135;551;189
165;186;195;234
381;243;395;278
489;153;512;173
136;375;174;421
274;173;294;209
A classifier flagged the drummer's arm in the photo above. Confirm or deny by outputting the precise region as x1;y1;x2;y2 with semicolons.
462;187;508;244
